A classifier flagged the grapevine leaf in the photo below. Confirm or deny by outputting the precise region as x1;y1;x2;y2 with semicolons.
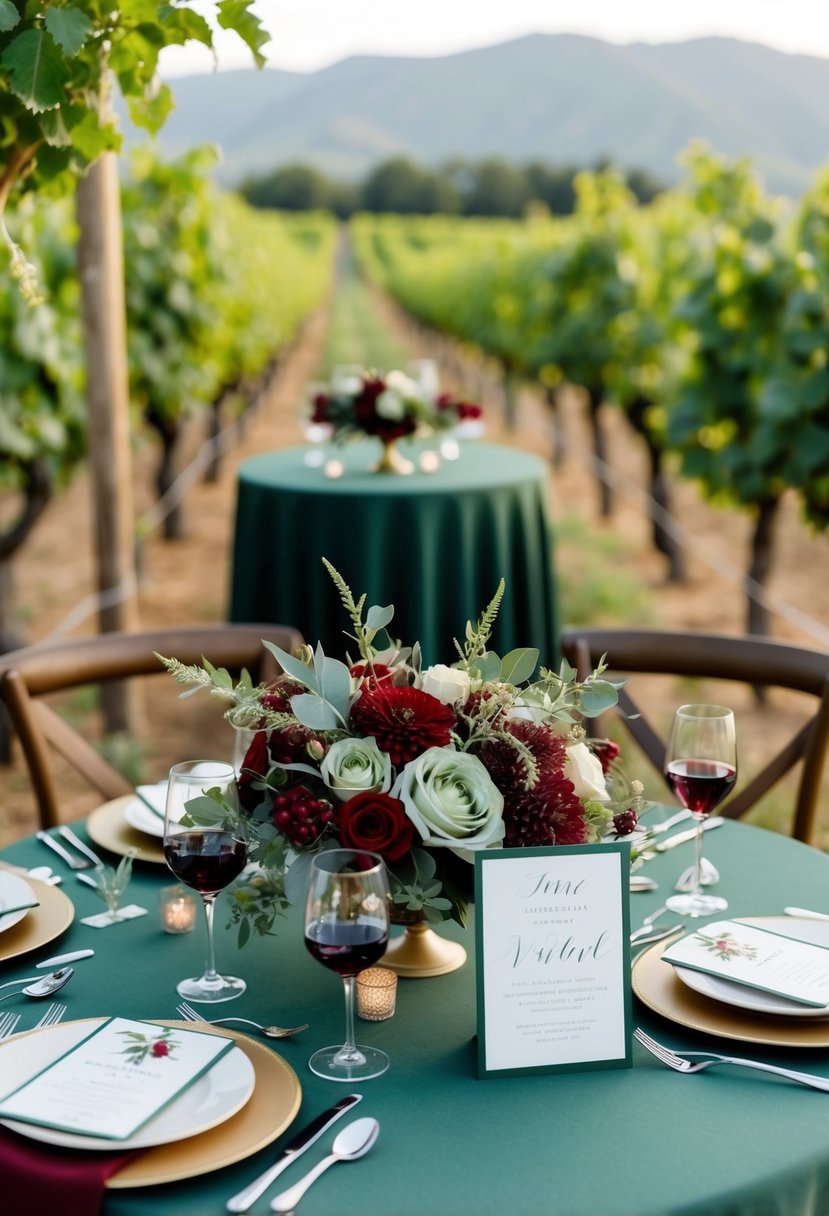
44;7;92;56
1;29;70;113
217;0;270;69
127;82;175;134
0;1;19;33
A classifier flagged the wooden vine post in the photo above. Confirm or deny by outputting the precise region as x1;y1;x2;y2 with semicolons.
77;148;139;730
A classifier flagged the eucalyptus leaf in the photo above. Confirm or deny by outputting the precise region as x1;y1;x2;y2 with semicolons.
469;651;502;681
319;655;353;718
500;647;540;685
181;795;228;826
366;603;394;631
411;847;437;880
579;680;620;717
262;642;319;692
289;692;340;731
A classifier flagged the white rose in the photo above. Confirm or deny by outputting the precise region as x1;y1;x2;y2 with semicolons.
565;742;609;802
384;369;419;397
393;747;504;860
319;737;392;802
375;389;406;420
418;664;471;707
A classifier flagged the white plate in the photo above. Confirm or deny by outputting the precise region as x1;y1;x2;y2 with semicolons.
123;797;165;839
0;1018;255;1150
0;873;36;935
671;917;829;1020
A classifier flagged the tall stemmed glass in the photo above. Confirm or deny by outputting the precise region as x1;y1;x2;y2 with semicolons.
304;849;391;1081
163;760;248;1002
665;705;737;918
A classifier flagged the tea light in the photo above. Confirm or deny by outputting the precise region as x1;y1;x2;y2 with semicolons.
356;967;398;1021
160;886;197;934
418;450;441;474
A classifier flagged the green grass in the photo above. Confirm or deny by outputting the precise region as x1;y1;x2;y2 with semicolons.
318;246;413;375
554;513;655;628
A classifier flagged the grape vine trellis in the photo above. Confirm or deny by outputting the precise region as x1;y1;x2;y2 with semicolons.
352;144;829;637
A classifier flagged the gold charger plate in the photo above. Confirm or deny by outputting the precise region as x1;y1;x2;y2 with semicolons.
87;796;166;865
633;929;829;1049
0;866;74;964
110;1021;301;1188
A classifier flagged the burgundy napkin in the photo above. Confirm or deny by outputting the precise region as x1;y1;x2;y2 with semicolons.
0;1126;139;1216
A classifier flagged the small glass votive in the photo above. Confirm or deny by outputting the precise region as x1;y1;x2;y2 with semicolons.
160;885;197;934
356;967;398;1021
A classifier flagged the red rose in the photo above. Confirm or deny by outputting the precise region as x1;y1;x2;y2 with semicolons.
350;683;456;765
592;739;621;773
350;662;395;684
237;729;270;812
339;791;415;862
151;1040;170;1058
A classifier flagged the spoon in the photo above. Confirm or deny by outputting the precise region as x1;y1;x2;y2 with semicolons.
784;907;829;922
269;1117;380;1213
0;967;74;1005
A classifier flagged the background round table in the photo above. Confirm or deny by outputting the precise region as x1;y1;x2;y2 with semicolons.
229;440;559;665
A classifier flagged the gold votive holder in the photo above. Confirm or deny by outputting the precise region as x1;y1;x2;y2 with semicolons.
160;885;197;934
356;967;398;1021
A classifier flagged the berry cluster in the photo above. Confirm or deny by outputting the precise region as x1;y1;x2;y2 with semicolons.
271;785;336;847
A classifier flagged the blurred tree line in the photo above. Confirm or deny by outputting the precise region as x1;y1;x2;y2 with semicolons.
239;155;664;217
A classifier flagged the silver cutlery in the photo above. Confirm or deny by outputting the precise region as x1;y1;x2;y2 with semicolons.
177;1001;309;1040
57;825;104;867
0;1012;21;1040
630;924;682;948
643;810;694;836
36;830;94;870
25;866;62;885
0;967;74;1004
33;1002;66;1029
225;1094;362;1213
638;817;724;860
784;906;829;922
634;1027;829;1091
630;904;669;938
269;1117;380;1213
630;875;658;892
36;949;94;969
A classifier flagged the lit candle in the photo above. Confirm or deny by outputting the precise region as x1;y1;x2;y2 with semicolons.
356;967;398;1021
160;885;197;934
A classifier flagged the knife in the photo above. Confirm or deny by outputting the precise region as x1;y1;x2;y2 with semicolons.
36;949;95;968
58;824;104;867
639;817;724;859
225;1093;363;1213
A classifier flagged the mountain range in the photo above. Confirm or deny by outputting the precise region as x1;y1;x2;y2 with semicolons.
142;34;829;194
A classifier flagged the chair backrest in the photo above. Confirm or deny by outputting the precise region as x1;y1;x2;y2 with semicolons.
560;627;829;845
0;624;304;829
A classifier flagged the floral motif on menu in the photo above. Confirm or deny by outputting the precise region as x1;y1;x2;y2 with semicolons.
116;1027;180;1065
693;930;759;962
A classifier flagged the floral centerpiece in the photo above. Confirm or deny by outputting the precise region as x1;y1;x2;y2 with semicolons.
159;562;646;962
306;367;482;473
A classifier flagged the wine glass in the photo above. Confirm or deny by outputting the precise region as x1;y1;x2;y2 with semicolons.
664;705;737;918
163;760;248;1002
304;849;391;1081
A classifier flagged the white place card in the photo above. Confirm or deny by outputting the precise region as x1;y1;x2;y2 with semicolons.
662;920;829;1008
474;844;632;1078
0;1016;233;1139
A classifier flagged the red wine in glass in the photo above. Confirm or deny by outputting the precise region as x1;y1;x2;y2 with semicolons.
164;831;247;896
665;705;736;918
305;918;389;977
665;759;737;818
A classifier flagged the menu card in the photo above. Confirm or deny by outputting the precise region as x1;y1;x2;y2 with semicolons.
0;1017;233;1139
662;920;829;1008
474;844;632;1078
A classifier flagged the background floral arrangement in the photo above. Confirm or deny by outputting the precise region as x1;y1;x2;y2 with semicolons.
306;366;483;445
160;561;645;945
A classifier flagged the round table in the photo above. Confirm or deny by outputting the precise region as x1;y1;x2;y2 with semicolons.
3;820;829;1214
229;441;559;666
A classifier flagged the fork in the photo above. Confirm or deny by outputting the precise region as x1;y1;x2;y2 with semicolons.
33;1002;66;1029
0;1012;21;1040
36;829;96;870
176;1001;309;1039
634;1027;829;1091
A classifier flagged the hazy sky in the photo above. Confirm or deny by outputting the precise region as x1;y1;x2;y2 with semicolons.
159;0;829;76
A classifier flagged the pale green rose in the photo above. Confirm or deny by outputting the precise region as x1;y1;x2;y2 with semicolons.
565;741;609;802
375;389;406;420
320;737;392;802
393;747;504;858
419;663;471;707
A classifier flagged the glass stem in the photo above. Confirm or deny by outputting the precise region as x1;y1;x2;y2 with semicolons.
202;895;219;981
692;817;704;897
342;975;357;1053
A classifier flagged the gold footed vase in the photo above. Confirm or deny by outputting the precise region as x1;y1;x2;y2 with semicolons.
373;437;414;475
383;917;467;979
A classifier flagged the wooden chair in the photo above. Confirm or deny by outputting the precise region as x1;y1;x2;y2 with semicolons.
560;627;829;845
0;624;303;829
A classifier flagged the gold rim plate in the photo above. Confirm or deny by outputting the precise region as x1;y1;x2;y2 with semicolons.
633;924;829;1048
87;796;166;865
0;866;74;964
108;1020;301;1188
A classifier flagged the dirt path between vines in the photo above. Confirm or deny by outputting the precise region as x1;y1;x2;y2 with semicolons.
2;291;829;847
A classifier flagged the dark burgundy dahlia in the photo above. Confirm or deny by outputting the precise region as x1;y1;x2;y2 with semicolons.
350;683;456;766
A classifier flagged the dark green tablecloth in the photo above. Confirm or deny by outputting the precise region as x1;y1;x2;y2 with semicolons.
229;441;559;666
3;822;829;1215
